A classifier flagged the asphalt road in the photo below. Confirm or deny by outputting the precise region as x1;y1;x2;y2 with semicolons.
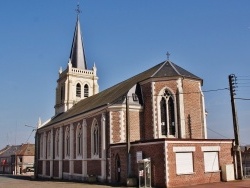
0;175;113;188
1;174;250;188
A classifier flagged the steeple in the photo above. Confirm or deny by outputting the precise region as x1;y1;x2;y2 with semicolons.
69;5;87;69
54;4;99;115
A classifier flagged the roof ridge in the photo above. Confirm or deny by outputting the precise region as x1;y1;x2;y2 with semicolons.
151;61;167;77
169;61;181;75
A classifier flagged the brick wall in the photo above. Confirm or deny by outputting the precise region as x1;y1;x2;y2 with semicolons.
111;111;121;143
74;160;82;174
141;82;154;140
53;160;59;177
182;79;204;139
63;160;69;173
46;161;50;176
37;161;43;175
110;142;166;187
167;140;233;187
87;160;101;176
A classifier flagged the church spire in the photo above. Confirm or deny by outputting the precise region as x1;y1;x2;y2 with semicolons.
69;4;87;69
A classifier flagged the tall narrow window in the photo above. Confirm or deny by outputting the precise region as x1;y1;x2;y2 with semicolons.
55;129;59;157
65;127;70;157
84;84;89;97
76;83;81;97
76;125;82;156
92;121;99;157
160;89;176;136
47;132;51;158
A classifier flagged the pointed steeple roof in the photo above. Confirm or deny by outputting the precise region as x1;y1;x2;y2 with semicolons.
69;14;87;69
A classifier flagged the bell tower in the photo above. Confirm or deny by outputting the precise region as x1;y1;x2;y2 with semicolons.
54;5;99;115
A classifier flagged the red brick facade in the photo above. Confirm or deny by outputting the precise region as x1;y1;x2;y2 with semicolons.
36;62;234;187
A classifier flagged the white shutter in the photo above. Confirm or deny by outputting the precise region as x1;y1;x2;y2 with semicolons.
176;152;193;174
204;152;219;172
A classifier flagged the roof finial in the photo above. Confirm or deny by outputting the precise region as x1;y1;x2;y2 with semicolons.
75;3;82;16
166;51;170;61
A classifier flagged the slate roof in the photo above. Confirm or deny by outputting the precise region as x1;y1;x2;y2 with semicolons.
69;15;87;69
40;61;202;130
0;145;21;157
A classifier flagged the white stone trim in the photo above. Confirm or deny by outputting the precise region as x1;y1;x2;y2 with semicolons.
120;110;125;142
167;140;232;144
173;146;195;152
59;126;63;179
165;141;169;187
152;82;157;139
156;87;177;138
109;111;113;144
69;124;74;175
101;113;106;180
201;146;220;152
200;84;207;139
177;78;186;138
82;119;87;177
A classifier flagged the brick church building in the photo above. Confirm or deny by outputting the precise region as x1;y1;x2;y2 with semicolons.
35;7;235;187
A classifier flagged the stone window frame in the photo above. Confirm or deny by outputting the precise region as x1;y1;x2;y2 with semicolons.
55;129;60;158
157;87;178;138
91;119;99;159
76;123;83;158
64;126;70;159
76;83;81;98
84;84;89;97
47;131;51;158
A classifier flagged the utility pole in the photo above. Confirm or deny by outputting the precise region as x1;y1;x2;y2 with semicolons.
229;74;243;179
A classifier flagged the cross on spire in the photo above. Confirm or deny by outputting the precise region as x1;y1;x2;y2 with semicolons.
166;51;170;60
75;3;82;15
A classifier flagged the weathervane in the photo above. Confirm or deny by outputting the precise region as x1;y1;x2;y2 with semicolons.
166;51;170;60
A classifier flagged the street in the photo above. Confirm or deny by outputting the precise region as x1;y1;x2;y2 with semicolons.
0;175;113;188
1;175;250;188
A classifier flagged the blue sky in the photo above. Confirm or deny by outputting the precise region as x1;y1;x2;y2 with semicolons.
0;0;250;149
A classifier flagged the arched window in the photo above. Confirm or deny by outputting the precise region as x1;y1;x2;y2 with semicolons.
76;125;82;156
84;84;89;97
91;120;99;157
160;89;176;136
65;127;70;157
76;83;81;97
47;132;51;158
55;129;59;157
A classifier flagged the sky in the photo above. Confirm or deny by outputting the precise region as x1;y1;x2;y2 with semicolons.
0;0;250;149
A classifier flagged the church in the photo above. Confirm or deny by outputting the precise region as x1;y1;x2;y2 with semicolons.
35;6;235;187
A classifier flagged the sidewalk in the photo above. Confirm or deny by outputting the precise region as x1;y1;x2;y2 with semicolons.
179;179;250;188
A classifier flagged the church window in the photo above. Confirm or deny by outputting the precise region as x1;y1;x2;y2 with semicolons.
76;125;82;156
76;83;81;97
91;120;99;157
84;84;89;97
47;132;51;158
65;127;70;157
55;129;59;157
160;89;176;136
